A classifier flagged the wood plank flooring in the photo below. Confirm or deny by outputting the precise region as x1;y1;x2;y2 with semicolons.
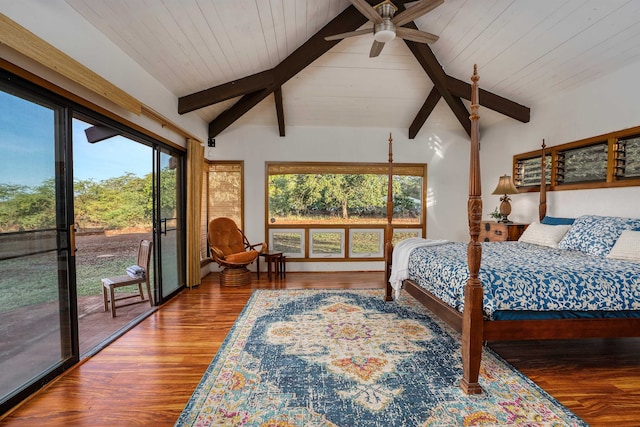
1;272;639;426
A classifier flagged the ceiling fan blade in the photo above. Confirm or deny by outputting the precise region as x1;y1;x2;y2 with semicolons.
392;0;444;27
324;28;373;41
395;27;439;44
369;40;385;58
350;0;383;24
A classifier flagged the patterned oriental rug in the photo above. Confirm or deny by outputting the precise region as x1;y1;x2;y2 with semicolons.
176;289;587;427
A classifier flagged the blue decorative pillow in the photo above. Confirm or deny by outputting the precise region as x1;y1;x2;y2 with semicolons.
541;216;575;226
557;215;640;256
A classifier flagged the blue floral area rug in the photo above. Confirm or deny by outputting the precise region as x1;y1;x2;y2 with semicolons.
176;289;587;426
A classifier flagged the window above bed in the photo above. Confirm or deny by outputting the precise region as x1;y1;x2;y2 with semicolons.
513;125;640;192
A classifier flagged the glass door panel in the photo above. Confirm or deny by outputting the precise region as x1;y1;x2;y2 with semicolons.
71;116;154;355
158;149;183;298
0;87;74;407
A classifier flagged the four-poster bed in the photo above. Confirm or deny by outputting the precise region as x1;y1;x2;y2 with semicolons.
384;65;640;394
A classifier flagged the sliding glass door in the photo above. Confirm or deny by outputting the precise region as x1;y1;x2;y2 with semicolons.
0;69;186;414
72;115;155;356
0;81;76;410
157;148;183;298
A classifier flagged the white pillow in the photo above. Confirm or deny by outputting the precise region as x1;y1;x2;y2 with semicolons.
606;230;640;261
518;222;571;248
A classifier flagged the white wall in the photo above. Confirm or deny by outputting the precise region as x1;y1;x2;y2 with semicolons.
206;124;471;272
482;60;640;224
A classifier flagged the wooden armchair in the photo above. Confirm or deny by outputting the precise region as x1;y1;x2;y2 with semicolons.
207;217;266;286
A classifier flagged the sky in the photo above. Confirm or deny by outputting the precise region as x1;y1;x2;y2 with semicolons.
1;90;154;188
72;119;152;182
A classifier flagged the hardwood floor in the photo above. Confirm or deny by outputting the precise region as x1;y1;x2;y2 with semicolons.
1;271;639;426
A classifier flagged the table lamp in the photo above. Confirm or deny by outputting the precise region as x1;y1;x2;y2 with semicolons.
492;175;519;223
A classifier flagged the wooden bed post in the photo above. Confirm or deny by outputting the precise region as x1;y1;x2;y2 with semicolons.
539;139;547;221
460;65;484;395
384;133;394;301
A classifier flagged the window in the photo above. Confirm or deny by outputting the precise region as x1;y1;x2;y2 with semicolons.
269;229;305;258
514;127;640;192
266;162;427;261
556;142;607;184
310;229;345;258
514;155;550;187
202;161;243;261
349;229;384;258
614;136;640;179
392;228;423;245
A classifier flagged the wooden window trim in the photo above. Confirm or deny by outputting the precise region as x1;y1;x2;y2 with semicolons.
265;161;427;262
513;125;640;193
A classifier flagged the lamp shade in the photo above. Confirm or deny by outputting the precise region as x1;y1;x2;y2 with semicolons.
492;175;519;195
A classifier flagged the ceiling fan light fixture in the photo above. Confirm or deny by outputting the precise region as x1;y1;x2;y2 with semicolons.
374;17;396;43
374;28;396;43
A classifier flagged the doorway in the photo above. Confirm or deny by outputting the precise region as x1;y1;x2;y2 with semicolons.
0;71;186;413
72;114;185;355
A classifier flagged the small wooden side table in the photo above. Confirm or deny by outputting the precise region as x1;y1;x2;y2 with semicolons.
257;251;285;281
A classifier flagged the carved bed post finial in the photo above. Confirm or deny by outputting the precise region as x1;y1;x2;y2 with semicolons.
539;139;547;221
384;133;395;301
460;64;484;395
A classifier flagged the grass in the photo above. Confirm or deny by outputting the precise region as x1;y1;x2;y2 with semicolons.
0;252;148;312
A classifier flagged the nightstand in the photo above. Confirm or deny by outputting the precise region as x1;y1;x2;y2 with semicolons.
479;221;528;242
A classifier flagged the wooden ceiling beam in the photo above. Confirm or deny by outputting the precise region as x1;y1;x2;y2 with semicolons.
409;87;441;139
405;38;471;136
400;2;529;136
178;69;274;114
274;87;285;137
201;0;529;138
208;89;270;137
399;8;470;136
208;5;369;137
445;76;530;123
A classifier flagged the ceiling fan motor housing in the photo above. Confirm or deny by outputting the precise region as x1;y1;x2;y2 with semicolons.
374;2;397;42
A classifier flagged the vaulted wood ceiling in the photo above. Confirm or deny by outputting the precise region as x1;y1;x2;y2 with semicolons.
64;0;640;138
177;0;530;138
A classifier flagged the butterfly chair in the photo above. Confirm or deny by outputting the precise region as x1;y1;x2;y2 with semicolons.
102;239;153;317
208;217;266;286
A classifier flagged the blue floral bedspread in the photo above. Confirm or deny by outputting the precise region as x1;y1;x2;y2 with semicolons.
407;241;640;320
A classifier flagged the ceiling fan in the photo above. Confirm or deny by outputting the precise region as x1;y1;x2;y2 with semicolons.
325;0;443;57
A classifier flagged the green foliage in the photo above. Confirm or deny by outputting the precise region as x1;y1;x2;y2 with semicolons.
158;168;177;218
268;173;421;221
392;176;421;218
490;207;502;220
0;168;177;232
74;172;152;230
0;179;56;231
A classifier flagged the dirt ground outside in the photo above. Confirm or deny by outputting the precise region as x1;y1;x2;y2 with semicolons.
76;230;153;266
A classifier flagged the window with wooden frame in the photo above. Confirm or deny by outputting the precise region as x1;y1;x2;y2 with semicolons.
614;135;640;180
201;161;244;261
513;126;640;192
266;162;427;262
